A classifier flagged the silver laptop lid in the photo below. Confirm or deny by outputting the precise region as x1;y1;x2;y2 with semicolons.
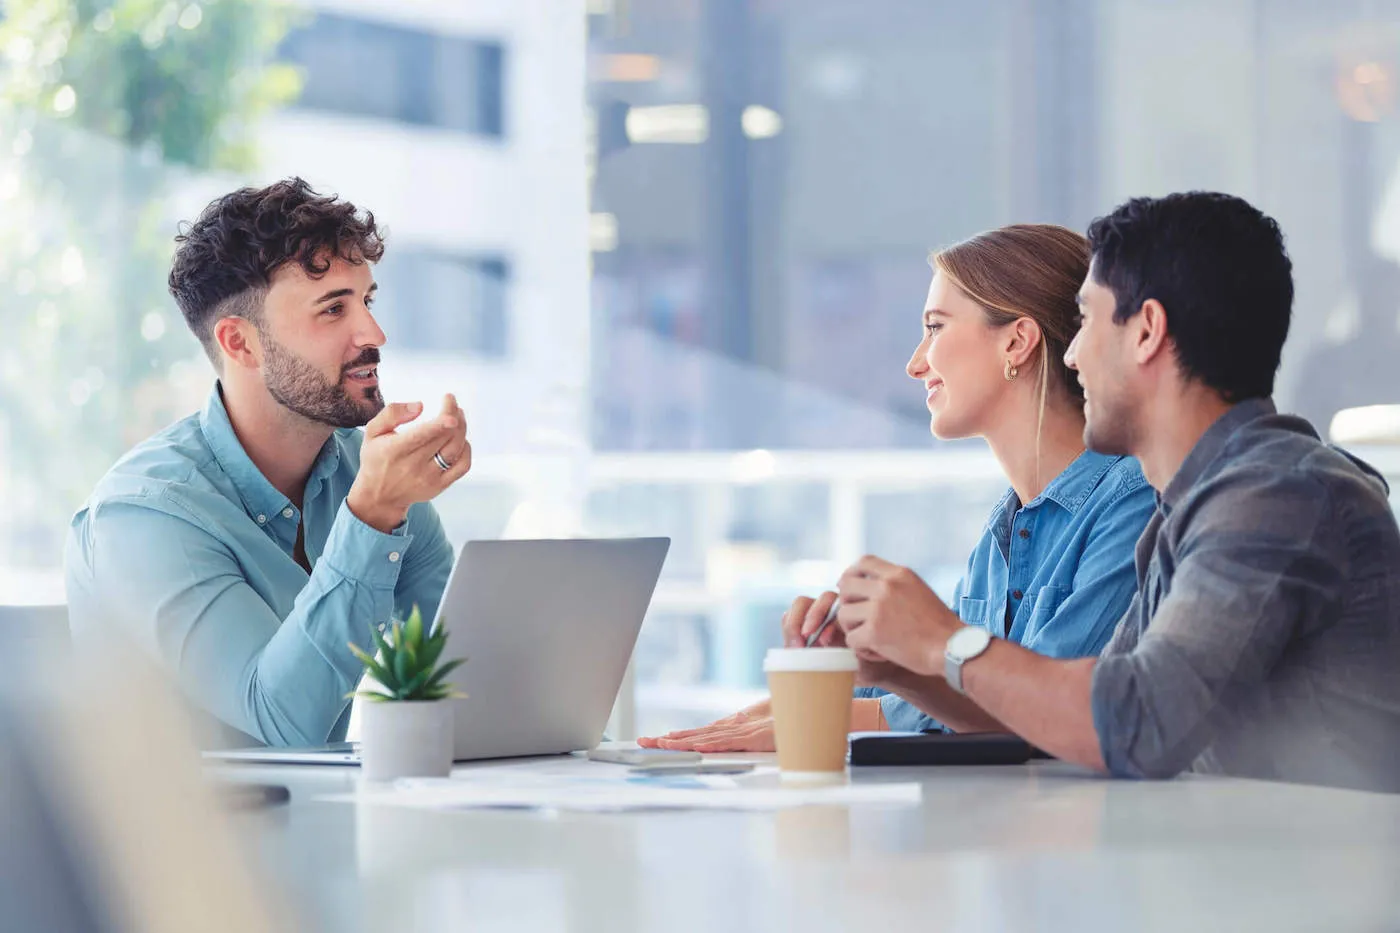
436;537;669;762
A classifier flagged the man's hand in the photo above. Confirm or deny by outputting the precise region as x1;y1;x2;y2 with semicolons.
853;651;912;691
836;555;961;676
432;392;472;478
346;394;472;533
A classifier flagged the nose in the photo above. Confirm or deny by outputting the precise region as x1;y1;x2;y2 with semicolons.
907;336;931;380
357;302;387;349
1064;331;1079;371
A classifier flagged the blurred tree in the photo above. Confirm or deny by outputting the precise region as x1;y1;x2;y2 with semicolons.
0;0;302;570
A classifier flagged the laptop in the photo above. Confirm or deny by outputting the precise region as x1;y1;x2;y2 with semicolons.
205;537;670;766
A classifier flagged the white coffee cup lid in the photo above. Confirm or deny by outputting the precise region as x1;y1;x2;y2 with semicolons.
763;647;858;673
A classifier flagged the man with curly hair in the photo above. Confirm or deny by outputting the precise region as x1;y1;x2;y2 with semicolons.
65;178;469;748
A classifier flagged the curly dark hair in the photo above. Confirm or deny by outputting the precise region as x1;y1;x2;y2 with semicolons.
169;177;386;365
1087;191;1293;403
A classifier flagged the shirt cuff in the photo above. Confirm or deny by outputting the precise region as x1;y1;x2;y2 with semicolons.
880;693;946;733
1090;652;1133;777
320;501;416;590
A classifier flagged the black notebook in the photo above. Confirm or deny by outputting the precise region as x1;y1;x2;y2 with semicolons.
848;731;1054;766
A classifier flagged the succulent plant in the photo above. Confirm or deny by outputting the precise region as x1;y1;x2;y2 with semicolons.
348;605;466;702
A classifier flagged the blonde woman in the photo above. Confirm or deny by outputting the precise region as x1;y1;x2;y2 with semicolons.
642;225;1156;750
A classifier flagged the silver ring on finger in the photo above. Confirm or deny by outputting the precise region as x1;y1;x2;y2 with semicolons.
433;451;452;472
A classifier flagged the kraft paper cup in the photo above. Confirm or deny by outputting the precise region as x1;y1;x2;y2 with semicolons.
764;647;857;783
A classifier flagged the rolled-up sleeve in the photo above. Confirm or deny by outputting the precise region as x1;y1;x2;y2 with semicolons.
852;574;971;733
851;686;943;731
873;692;937;732
1091;470;1343;779
85;494;418;747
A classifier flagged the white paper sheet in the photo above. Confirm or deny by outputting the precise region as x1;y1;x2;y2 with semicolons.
323;766;921;813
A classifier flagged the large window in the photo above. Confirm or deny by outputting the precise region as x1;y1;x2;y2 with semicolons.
373;250;511;357
281;12;505;137
9;0;1400;741
585;0;1400;734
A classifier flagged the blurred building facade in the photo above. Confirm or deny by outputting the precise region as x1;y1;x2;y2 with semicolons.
587;0;1400;447
9;0;1400;734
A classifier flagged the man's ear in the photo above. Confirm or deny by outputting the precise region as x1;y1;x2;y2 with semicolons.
1133;298;1171;367
212;316;261;371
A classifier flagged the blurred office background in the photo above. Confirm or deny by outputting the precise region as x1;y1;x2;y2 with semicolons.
6;0;1400;736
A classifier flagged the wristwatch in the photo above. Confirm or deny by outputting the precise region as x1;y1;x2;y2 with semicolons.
945;625;994;695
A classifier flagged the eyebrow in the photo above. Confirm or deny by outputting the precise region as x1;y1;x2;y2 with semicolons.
314;282;378;305
923;308;949;319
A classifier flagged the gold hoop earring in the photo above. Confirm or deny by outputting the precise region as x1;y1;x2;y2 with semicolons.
1004;360;1018;381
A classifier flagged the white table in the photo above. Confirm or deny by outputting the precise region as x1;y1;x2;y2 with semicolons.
211;754;1400;933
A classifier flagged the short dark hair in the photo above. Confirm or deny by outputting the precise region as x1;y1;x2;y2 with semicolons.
169;177;386;364
1086;192;1293;402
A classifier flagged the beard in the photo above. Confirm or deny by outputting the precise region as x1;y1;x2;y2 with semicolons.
261;333;384;429
1082;391;1138;457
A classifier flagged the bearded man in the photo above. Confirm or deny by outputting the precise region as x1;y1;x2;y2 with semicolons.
66;178;471;748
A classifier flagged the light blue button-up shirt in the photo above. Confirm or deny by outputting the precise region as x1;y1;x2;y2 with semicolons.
65;384;454;748
857;451;1155;732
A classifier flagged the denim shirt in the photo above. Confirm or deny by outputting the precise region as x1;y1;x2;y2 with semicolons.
65;384;454;748
1093;399;1400;792
857;450;1155;731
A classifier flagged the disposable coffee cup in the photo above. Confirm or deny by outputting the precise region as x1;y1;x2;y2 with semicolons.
764;647;858;782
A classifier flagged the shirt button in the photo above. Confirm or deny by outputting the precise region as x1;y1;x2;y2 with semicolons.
388;552;400;563
282;507;294;519
1012;589;1024;600
256;514;267;524
1018;529;1031;540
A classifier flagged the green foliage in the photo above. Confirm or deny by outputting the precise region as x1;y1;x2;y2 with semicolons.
0;0;304;169
348;605;468;703
0;0;304;568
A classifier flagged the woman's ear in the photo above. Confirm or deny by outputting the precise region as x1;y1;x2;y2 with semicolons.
1004;317;1043;369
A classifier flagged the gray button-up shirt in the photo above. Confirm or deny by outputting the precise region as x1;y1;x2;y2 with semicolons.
1092;398;1400;792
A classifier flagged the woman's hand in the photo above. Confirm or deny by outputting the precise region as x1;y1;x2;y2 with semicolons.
637;699;777;752
782;590;844;647
637;698;886;752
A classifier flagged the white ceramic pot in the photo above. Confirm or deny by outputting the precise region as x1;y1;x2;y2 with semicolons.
359;700;453;782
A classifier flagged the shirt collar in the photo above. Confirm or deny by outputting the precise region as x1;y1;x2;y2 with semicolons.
1034;449;1120;514
198;382;295;523
306;429;343;499
986;486;1021;539
983;449;1122;539
1161;397;1277;512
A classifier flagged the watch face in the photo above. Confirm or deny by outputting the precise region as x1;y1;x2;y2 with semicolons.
948;625;992;660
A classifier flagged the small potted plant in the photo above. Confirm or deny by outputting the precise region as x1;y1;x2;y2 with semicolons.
349;605;465;782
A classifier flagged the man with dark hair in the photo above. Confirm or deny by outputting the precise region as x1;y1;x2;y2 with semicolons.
815;192;1400;792
66;178;469;748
